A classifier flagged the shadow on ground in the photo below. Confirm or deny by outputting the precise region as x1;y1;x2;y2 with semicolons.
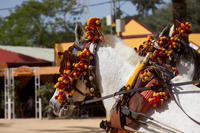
0;123;13;127
29;126;104;133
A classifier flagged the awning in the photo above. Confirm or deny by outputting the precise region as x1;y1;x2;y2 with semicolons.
39;66;60;75
0;66;60;77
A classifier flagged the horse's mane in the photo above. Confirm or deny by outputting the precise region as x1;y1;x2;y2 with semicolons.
180;40;200;80
102;35;200;81
101;35;143;66
59;35;143;74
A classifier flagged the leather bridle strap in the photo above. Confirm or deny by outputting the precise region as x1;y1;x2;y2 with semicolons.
165;84;200;125
81;80;200;105
75;88;86;96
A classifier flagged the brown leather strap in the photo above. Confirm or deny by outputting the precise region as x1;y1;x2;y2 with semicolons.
166;84;200;125
82;80;200;104
75;88;86;96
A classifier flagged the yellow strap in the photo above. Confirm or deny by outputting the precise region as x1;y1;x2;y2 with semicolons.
126;53;152;90
108;128;112;133
126;62;145;89
106;112;110;120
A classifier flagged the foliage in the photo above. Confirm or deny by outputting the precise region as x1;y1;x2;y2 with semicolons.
134;0;200;33
0;0;200;48
38;82;55;117
136;3;173;33
131;0;165;16
101;17;111;35
171;0;187;22
186;0;200;32
0;0;83;47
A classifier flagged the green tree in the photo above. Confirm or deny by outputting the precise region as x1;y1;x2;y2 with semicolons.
101;17;111;35
172;0;187;21
135;0;200;33
186;0;200;31
136;3;173;33
130;0;199;26
130;0;165;16
0;0;83;47
38;82;55;117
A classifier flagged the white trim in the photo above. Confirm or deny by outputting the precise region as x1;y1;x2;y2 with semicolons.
189;42;199;50
0;45;54;62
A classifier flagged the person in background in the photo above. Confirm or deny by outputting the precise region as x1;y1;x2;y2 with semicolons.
26;96;34;117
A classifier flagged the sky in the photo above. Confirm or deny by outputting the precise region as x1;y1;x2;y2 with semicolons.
0;0;27;16
0;0;137;23
0;0;170;24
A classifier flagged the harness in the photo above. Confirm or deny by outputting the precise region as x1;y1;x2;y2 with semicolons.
68;46;200;132
55;18;200;132
64;38;200;133
58;40;200;133
96;79;200;133
81;51;200;132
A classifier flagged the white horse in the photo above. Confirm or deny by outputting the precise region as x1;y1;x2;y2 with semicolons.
50;23;200;133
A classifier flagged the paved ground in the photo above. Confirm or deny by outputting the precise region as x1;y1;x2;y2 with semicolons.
0;118;106;133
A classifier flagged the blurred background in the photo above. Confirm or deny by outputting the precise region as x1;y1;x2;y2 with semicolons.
0;0;199;120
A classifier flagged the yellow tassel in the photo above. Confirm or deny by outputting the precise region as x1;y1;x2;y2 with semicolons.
77;51;81;56
69;89;75;96
160;99;164;105
153;104;157;108
63;80;68;84
65;70;71;74
67;62;71;66
58;77;63;82
84;65;88;69
69;77;73;82
164;96;168;100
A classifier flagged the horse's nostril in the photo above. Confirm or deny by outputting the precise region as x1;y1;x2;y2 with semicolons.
59;106;69;117
49;101;60;116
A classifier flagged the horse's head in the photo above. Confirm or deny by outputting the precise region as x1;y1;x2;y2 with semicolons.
49;22;94;117
156;22;200;81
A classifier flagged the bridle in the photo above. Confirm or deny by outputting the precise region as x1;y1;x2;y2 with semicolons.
60;38;101;108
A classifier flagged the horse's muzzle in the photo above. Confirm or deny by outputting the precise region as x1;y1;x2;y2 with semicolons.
49;101;76;117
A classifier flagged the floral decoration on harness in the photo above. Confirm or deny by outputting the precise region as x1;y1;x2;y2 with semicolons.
136;21;192;108
54;17;104;104
106;21;192;133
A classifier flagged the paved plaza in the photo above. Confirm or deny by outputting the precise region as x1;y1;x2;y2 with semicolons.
0;118;105;133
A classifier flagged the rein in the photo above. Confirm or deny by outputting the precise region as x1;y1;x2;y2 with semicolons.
81;80;200;105
166;85;200;125
82;80;200;126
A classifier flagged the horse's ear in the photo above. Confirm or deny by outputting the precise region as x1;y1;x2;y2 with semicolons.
75;22;85;43
159;24;171;37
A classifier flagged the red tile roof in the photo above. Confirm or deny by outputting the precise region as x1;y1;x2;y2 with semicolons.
0;48;48;63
